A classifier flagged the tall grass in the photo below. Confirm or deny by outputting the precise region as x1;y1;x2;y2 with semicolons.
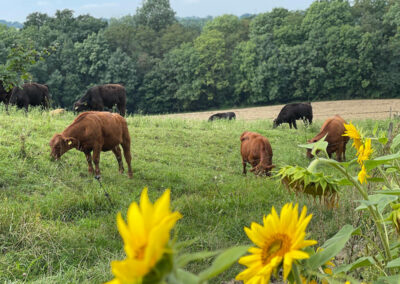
0;105;392;283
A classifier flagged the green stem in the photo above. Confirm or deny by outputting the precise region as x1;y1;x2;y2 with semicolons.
292;263;302;284
378;166;392;188
315;158;392;263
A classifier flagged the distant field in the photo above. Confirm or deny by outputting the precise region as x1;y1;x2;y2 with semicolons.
160;99;400;121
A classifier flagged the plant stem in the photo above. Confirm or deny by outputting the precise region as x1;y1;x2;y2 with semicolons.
315;158;392;263
378;166;392;188
292;263;302;284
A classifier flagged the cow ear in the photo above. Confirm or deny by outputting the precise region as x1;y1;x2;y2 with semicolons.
65;137;77;147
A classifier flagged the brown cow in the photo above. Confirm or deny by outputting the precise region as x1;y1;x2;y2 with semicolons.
306;115;349;161
49;111;133;178
240;131;275;176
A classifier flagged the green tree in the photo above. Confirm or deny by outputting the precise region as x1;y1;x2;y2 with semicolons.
134;0;176;32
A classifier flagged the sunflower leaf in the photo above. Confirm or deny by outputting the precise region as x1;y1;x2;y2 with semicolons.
176;251;220;268
307;225;356;269
197;245;249;281
334;256;375;273
167;268;200;284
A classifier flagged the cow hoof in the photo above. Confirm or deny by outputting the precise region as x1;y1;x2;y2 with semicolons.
95;175;101;180
128;172;133;179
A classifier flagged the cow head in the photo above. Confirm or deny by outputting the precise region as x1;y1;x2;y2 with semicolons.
73;101;88;113
49;134;77;160
250;164;276;176
272;119;280;129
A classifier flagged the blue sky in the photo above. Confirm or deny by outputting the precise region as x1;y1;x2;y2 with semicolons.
1;0;315;23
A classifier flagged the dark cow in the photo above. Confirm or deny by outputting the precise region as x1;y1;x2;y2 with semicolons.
9;83;50;112
273;102;313;129
208;112;236;121
49;111;133;178
240;131;275;176
0;80;12;112
306;115;349;162
74;84;126;116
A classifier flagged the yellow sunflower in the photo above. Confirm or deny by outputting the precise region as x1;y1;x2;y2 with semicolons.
107;188;182;284
358;165;370;184
343;123;363;150
357;138;373;165
236;203;317;284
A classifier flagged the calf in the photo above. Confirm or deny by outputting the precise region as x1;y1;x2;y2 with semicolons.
273;102;313;129
49;111;133;178
306;115;349;161
240;131;275;176
208;112;236;121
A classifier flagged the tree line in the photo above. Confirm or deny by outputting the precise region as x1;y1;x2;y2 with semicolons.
1;0;400;114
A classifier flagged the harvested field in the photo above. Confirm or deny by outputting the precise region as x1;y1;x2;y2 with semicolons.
159;99;400;121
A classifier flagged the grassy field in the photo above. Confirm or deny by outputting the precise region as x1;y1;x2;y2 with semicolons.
0;106;392;283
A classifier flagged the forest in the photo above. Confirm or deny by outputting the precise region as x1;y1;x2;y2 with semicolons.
1;0;400;114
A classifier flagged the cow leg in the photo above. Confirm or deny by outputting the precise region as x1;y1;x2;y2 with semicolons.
118;104;126;117
121;142;133;178
242;160;247;175
293;120;297;129
92;146;102;178
112;146;124;174
84;151;94;174
289;122;292;129
343;143;346;161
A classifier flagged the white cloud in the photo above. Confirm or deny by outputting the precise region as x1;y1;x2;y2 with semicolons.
80;2;119;10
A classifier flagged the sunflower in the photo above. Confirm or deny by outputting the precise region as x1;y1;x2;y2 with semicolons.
358;165;370;184
343;123;363;150
236;203;317;284
107;188;182;284
357;138;373;165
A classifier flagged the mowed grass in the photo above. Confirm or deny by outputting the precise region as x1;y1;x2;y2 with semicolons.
0;106;392;283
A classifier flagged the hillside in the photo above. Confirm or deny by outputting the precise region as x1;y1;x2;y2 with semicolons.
0;106;391;282
0;19;23;29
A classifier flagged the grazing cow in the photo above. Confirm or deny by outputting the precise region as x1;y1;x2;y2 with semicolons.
0;80;12;112
240;131;275;176
74;84;126;116
306;115;349;161
273;102;313;129
50;108;66;116
9;83;50;112
49;111;133;178
208;112;236;121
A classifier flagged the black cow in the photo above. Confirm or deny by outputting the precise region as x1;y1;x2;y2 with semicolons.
74;84;127;116
208;112;236;121
273;103;313;129
9;83;50;112
0;81;12;112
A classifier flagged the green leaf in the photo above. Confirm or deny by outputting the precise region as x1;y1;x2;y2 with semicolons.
176;251;220;268
391;134;400;151
307;225;356;269
386;257;400;268
375;275;400;284
375;190;400;195
365;152;400;171
198;245;249;281
373;122;379;136
379;137;388;145
334;256;375;273
355;194;398;213
167;268;200;284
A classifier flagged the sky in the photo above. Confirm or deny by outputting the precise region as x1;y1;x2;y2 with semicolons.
0;0;315;23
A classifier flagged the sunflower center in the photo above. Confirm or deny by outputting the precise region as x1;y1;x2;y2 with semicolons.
135;245;146;260
261;234;291;265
